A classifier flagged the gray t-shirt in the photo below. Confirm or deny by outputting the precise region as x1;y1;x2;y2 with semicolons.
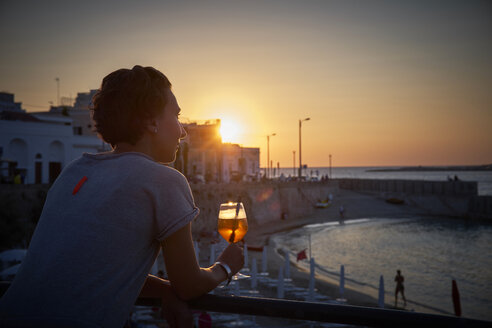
0;152;199;327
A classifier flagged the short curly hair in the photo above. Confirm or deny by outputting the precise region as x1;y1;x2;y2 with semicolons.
91;65;172;145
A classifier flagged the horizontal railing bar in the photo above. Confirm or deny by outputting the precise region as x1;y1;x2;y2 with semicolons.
1;282;489;327
138;294;490;328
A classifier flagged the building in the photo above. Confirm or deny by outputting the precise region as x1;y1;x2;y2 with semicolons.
175;120;223;182
1;91;260;184
0;92;24;113
0;92;109;184
48;90;98;136
222;144;260;182
175;120;260;183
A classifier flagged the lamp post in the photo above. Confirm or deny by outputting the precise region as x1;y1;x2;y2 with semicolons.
55;77;60;106
329;154;332;179
293;150;296;176
298;118;310;179
266;133;276;179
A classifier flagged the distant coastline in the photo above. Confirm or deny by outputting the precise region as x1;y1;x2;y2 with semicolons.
366;164;492;172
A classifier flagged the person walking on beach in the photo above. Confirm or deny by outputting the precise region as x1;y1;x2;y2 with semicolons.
394;269;407;307
339;205;345;219
0;65;244;328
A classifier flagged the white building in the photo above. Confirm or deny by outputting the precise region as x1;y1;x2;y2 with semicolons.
0;92;109;184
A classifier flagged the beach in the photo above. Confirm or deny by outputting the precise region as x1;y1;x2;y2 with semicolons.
243;188;425;309
190;189;434;316
188;189;433;327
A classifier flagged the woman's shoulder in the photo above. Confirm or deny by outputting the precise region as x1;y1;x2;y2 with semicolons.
123;154;189;185
81;151;188;184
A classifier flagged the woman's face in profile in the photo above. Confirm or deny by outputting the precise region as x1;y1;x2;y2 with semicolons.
151;89;186;163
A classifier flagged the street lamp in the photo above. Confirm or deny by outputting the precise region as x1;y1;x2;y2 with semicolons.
55;77;60;106
298;117;310;179
292;150;296;176
266;133;276;179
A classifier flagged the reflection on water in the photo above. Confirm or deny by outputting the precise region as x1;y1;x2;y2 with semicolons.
274;217;492;321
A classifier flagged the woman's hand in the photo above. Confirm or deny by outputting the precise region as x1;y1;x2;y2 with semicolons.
160;284;193;328
138;275;193;327
215;243;245;275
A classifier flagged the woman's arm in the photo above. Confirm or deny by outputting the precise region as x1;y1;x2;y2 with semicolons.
161;222;243;300
139;275;193;327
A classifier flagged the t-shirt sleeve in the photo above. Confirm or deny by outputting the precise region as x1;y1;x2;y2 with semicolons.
152;168;200;242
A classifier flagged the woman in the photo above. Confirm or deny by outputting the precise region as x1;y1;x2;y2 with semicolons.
0;66;244;327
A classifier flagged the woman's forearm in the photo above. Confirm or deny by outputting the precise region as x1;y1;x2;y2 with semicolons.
140;266;227;301
139;275;171;299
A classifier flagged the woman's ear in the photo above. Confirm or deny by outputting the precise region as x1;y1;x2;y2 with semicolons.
147;118;159;134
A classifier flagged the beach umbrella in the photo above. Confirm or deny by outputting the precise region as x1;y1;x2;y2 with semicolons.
261;246;268;274
284;249;291;280
339;265;345;299
378;275;385;308
251;258;258;290
244;243;249;269
233;279;240;295
209;244;216;266
308;257;315;301
277;267;284;299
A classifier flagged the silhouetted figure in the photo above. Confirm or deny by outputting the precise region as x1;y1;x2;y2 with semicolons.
394;269;407;307
339;205;345;219
454;175;459;181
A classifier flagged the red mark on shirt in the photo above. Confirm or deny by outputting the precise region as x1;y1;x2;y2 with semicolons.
72;176;88;195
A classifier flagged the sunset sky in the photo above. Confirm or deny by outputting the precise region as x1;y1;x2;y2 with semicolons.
1;0;491;167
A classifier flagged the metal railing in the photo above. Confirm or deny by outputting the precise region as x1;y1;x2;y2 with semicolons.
1;282;490;327
140;293;489;327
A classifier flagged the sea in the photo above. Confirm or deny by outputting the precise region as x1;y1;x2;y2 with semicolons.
271;167;492;322
274;166;492;196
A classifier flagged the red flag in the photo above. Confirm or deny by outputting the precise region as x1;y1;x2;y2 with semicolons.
297;249;307;262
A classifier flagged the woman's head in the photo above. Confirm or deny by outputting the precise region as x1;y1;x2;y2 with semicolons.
91;65;172;146
92;65;186;163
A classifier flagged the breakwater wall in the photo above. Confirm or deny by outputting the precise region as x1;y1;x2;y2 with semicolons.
337;178;478;196
468;196;492;220
189;181;338;237
337;178;491;219
0;182;339;243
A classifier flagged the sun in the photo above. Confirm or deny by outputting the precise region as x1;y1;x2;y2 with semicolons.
219;118;241;143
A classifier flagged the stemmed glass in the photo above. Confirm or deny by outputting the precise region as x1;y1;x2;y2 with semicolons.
217;202;249;280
